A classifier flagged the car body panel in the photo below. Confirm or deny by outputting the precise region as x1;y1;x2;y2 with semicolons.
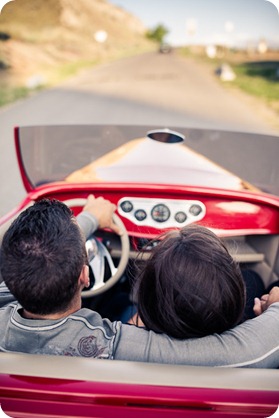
2;182;278;238
0;353;279;417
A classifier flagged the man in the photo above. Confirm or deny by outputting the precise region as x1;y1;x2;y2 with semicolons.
0;196;278;367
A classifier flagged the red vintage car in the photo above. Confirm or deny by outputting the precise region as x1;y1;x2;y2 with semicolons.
0;125;278;417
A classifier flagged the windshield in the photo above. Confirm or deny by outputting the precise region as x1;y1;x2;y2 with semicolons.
17;124;279;196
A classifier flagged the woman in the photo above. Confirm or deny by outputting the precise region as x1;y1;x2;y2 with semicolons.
132;225;248;339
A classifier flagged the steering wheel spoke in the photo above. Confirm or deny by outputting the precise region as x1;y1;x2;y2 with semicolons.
87;237;117;290
63;198;129;297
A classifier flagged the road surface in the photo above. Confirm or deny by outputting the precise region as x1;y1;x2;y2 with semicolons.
0;51;278;217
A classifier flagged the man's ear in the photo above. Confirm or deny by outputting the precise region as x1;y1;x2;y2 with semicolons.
78;265;90;288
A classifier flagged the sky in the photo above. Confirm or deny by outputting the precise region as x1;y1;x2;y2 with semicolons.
108;0;279;47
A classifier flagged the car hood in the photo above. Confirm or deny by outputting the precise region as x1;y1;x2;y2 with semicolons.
66;137;252;191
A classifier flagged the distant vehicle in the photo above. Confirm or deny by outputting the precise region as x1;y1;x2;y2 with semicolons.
159;42;172;53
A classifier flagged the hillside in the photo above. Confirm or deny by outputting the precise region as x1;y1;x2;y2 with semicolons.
0;0;154;90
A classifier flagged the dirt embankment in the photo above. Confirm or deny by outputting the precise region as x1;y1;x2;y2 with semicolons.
0;0;155;88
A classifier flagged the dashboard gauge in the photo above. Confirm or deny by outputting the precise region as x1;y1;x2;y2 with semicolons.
120;200;133;213
134;209;147;221
189;204;202;216
174;211;187;223
151;204;170;223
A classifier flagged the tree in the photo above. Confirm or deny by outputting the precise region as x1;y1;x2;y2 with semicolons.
146;24;169;44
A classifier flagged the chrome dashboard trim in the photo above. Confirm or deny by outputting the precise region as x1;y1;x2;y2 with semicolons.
118;197;206;228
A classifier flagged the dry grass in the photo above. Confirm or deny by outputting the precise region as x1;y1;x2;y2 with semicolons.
0;0;155;105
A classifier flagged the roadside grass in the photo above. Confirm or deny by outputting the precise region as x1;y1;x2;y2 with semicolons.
0;44;155;108
0;85;33;107
46;59;99;85
232;62;279;113
179;47;279;115
0;59;96;107
0;57;119;108
0;62;89;108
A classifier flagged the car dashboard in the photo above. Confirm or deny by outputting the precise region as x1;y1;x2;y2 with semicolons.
9;178;276;294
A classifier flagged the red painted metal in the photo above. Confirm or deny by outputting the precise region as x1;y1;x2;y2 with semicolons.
0;374;278;418
2;182;278;236
14;127;34;194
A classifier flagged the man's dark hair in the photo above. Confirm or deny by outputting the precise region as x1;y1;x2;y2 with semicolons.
0;199;87;315
136;224;246;339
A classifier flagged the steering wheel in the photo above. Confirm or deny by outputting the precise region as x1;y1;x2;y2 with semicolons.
63;198;130;298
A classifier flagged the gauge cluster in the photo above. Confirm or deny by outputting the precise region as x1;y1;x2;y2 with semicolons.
118;197;206;229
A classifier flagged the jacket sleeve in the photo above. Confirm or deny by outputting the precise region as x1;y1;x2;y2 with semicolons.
114;303;279;368
76;211;99;239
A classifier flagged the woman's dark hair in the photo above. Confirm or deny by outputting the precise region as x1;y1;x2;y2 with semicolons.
0;199;87;315
135;224;246;339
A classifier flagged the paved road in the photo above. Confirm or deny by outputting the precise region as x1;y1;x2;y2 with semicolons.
0;51;278;217
63;51;278;134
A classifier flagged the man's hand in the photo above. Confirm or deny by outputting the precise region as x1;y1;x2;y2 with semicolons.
83;194;122;235
253;286;279;316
